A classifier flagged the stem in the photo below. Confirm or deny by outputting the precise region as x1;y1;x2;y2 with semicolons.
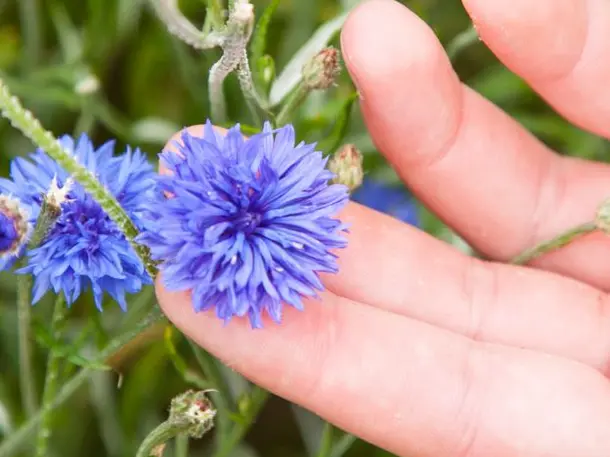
35;294;67;457
0;306;165;457
316;423;334;457
18;0;42;71
329;434;357;457
511;222;597;265
188;342;231;438
275;83;309;126
136;421;186;457
16;274;37;418
237;50;272;124
0;79;157;277
212;386;269;457
175;434;189;457
446;25;479;61
204;0;225;31
151;0;225;50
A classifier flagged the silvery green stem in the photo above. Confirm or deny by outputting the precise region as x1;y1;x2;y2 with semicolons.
511;222;597;265
208;54;234;123
0;306;165;457
237;50;270;122
16;274;36;418
34;294;67;457
150;0;225;49
276;82;309;126
446;25;478;61
0;79;157;277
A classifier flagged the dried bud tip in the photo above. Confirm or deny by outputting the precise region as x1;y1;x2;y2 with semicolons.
328;144;364;192
0;195;30;257
302;47;341;90
231;0;254;25
169;390;216;439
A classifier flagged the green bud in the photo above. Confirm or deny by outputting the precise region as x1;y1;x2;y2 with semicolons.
302;47;341;90
169;390;216;439
328;144;364;192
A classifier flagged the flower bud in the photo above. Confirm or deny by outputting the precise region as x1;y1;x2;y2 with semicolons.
169;390;216;439
302;47;341;90
328;144;364;191
0;195;30;258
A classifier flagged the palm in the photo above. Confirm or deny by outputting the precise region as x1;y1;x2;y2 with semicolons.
157;0;610;455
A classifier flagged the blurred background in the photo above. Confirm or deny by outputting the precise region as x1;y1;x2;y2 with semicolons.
0;0;608;456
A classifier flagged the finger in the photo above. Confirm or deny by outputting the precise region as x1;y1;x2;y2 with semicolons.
160;124;610;375
327;203;610;375
340;0;610;290
157;283;610;457
462;0;610;139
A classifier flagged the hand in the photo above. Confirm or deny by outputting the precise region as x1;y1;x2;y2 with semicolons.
156;0;610;455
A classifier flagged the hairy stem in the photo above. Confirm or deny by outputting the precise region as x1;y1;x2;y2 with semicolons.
511;222;597;265
275;83;309;126
446;25;479;61
135;421;183;457
0;306;165;457
16;274;37;418
0;79;157;277
34;295;68;457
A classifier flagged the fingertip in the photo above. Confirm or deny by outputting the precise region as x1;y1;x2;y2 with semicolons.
462;0;588;81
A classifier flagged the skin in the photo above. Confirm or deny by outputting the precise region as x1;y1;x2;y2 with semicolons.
156;0;610;455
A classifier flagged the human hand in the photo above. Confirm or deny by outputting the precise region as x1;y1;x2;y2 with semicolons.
156;0;610;455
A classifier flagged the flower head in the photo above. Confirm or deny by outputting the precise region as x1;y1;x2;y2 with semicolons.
351;178;419;227
138;121;349;328
0;134;155;309
0;195;30;258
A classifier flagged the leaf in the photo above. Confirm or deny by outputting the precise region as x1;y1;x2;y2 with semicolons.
269;12;348;107
48;2;83;64
250;0;281;71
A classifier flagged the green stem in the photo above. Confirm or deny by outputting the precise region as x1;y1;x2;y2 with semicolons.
511;222;597;265
446;25;478;61
329;434;357;457
0;79;156;277
136;421;186;457
175;434;189;457
18;0;42;71
188;341;231;442
16;274;37;418
205;0;226;31
212;386;269;457
275;83;309;126
316;423;334;457
0;306;165;457
35;295;67;457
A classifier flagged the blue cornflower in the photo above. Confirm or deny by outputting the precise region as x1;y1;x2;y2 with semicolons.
0;134;155;309
138;121;349;328
351;178;419;226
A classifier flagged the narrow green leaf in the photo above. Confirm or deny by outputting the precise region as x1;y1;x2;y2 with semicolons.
317;91;358;154
250;0;281;88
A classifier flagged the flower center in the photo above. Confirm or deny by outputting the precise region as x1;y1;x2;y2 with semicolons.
0;212;18;252
232;210;262;235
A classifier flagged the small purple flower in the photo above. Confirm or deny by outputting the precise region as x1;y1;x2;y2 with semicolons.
0;134;155;309
351;179;419;226
138;121;349;328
